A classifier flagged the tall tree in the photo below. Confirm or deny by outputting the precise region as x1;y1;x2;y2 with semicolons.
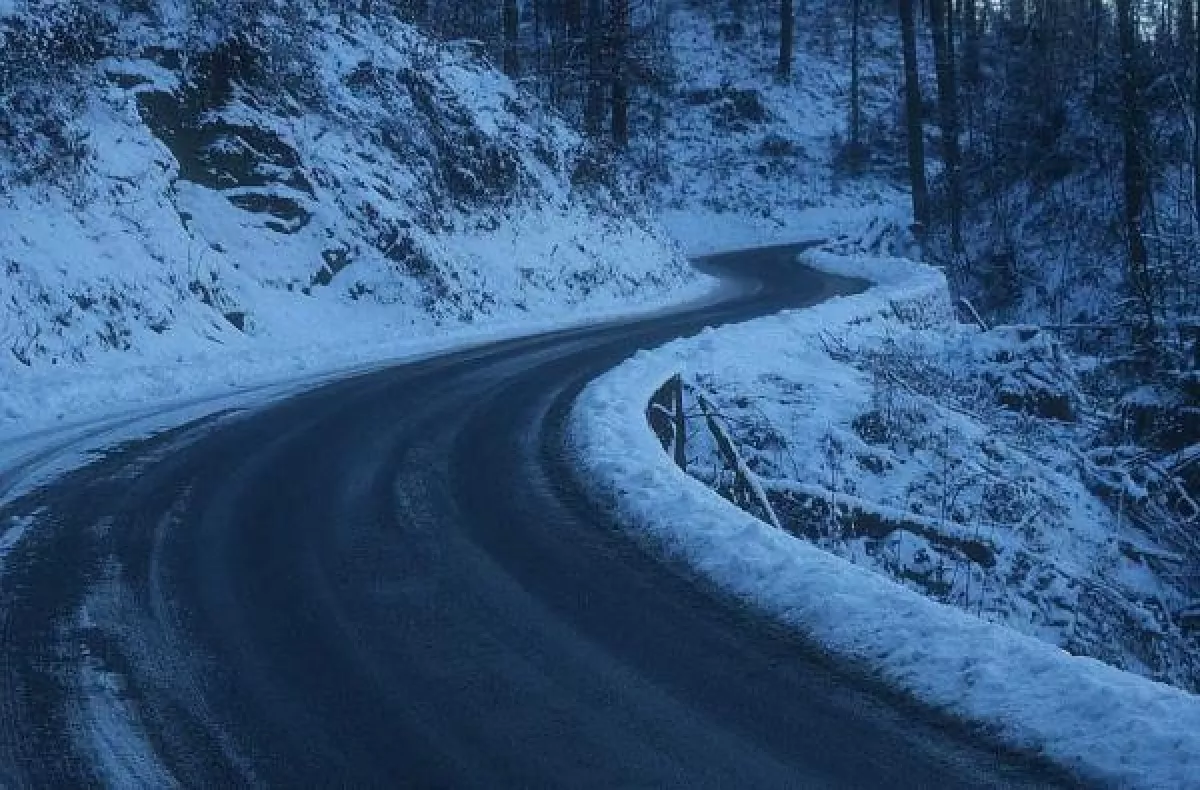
1182;0;1196;52
1009;0;1026;33
1116;0;1157;336
930;0;964;251
962;0;981;84
849;0;862;151
503;0;519;77
1192;0;1200;223
564;0;583;35
611;0;630;146
778;0;794;80
899;0;930;235
584;0;605;137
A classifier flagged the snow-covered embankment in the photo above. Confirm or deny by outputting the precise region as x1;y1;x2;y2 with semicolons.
568;247;1200;787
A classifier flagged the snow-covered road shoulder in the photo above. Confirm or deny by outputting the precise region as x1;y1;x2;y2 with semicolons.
0;269;725;508
568;247;1200;788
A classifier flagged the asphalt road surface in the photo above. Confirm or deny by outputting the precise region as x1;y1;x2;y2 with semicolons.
0;245;1072;788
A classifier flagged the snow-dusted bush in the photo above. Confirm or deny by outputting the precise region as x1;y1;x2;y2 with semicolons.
0;1;108;189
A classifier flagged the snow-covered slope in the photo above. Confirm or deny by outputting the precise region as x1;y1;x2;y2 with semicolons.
641;3;913;254
569;239;1200;787
0;5;700;431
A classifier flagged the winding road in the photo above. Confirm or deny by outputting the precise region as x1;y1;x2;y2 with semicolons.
0;245;1069;787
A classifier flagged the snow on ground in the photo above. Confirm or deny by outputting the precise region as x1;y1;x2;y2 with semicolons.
1;5;741;515
661;201;919;260
569;231;1200;787
70;585;179;789
0;8;702;437
638;3;912;256
675;244;1200;690
0;274;724;507
0;4;732;514
0;513;30;573
0;0;906;456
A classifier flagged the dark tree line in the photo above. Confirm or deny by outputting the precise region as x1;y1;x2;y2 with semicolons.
396;0;653;148
883;0;1199;355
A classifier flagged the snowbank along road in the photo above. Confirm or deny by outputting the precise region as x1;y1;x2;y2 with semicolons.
0;245;1073;787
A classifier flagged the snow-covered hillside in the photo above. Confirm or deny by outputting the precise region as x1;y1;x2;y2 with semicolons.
570;237;1200;786
680;252;1198;692
641;3;912;251
2;1;1196;782
0;3;699;430
0;0;922;430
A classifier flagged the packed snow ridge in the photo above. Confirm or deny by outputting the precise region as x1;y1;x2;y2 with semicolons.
569;236;1200;788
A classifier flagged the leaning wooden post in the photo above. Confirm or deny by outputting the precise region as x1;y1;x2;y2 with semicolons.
671;374;686;471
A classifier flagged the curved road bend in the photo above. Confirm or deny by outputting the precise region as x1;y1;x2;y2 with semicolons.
0;245;1071;787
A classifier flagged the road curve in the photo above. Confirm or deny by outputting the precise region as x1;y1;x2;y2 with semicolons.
0;245;1069;787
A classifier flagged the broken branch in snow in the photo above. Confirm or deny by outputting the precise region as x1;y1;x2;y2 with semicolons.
693;389;783;531
959;297;989;332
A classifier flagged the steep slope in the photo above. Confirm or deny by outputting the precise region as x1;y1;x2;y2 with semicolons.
639;2;913;252
0;3;696;427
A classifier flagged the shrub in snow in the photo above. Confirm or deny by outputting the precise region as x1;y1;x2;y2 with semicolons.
0;2;107;189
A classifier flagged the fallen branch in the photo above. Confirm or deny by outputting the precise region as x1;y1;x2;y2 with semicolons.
694;390;783;531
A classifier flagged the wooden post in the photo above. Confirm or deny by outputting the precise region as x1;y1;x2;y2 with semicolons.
670;374;686;470
647;374;688;472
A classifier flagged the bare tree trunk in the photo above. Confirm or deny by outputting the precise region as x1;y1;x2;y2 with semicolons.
1183;0;1196;51
778;0;794;80
930;0;964;252
1009;0;1026;34
1116;0;1158;337
962;0;981;84
565;0;582;36
850;0;862;149
1192;0;1200;225
899;0;930;235
503;0;519;77
610;0;630;146
584;0;605;138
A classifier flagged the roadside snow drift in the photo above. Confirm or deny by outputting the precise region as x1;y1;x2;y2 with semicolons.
569;247;1200;788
